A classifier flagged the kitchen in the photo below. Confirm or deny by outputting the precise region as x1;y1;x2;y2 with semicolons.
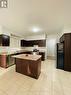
0;0;71;95
0;27;48;68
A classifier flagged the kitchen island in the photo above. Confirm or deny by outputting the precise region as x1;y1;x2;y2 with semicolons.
13;54;41;79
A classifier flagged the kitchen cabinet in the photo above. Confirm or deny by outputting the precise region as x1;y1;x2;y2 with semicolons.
0;34;10;46
39;52;45;61
13;54;41;79
21;40;33;47
23;51;32;54
57;33;71;71
21;39;46;47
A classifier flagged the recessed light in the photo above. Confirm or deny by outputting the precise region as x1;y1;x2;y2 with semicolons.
32;27;40;32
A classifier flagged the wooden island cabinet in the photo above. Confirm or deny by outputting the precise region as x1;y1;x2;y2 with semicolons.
13;54;41;79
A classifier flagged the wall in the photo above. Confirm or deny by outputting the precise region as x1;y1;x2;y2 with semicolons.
62;28;71;35
2;27;10;36
0;26;2;34
0;26;21;50
10;35;21;48
1;26;21;48
24;34;46;40
46;33;60;59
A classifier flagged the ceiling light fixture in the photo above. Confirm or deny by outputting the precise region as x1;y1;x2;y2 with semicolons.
32;27;41;32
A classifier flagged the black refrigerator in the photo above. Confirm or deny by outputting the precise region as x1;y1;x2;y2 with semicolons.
57;43;64;69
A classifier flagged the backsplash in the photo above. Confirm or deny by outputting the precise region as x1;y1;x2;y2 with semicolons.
0;47;21;53
21;47;47;52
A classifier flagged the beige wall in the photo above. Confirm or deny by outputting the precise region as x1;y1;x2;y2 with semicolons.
24;34;46;40
46;33;60;58
62;28;71;35
10;36;20;48
0;26;2;34
0;26;21;48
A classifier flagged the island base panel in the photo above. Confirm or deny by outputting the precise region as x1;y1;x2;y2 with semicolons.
15;58;41;79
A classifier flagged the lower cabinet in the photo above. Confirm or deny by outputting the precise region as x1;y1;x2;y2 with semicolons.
0;55;6;68
39;52;45;61
0;51;45;68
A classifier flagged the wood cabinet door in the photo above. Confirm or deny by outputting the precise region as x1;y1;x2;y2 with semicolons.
15;59;22;73
0;55;6;68
21;39;46;47
29;59;41;79
21;59;29;75
2;35;10;46
29;61;37;77
16;59;29;75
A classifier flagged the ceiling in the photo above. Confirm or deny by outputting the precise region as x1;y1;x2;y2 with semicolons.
0;0;70;36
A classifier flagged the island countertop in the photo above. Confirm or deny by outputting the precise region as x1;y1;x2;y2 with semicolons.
12;54;41;61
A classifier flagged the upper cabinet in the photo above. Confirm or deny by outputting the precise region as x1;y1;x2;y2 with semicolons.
0;34;10;46
21;39;46;47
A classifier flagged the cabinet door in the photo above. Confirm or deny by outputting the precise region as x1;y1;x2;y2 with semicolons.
21;60;29;75
29;61;37;78
2;35;10;46
21;39;46;47
0;35;2;46
29;59;41;79
16;59;28;75
21;40;26;47
0;55;6;68
21;40;33;47
24;40;33;47
16;59;22;73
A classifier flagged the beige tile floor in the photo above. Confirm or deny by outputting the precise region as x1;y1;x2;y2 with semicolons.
0;59;71;95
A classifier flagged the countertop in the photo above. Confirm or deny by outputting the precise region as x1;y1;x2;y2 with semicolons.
12;54;41;61
0;49;31;55
0;49;45;55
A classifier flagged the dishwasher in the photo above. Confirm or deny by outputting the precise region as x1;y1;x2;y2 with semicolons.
6;54;15;67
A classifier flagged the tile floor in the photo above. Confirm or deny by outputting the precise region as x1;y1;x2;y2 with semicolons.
0;59;71;95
